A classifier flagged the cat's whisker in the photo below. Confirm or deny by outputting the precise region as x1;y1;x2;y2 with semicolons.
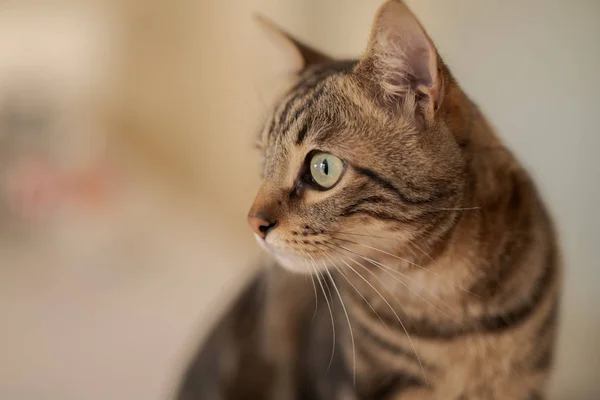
332;237;428;271
326;241;448;322
324;230;387;239
331;236;477;302
318;244;427;385
321;251;389;331
325;241;459;320
322;247;428;386
308;254;336;371
404;239;483;299
368;260;458;321
427;206;482;212
321;243;404;312
317;257;334;307
321;258;356;386
324;230;482;298
304;258;319;321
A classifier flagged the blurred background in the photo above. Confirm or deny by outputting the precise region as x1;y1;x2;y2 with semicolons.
0;0;598;399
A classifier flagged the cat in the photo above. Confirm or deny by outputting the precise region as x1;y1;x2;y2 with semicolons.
176;1;560;399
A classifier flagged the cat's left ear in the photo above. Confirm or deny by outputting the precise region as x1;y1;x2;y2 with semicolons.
254;14;332;75
357;1;441;120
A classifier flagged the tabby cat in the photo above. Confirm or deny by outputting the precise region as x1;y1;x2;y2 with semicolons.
176;1;560;399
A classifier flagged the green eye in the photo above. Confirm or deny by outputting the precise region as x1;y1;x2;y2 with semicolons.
310;152;344;189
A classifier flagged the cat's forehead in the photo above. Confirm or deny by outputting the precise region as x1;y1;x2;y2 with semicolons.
264;60;358;148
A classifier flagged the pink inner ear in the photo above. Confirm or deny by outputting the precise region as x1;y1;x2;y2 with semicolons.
365;0;439;103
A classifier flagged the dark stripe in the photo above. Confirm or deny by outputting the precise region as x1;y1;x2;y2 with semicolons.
293;60;354;93
528;393;543;400
264;115;276;143
472;243;556;332
276;61;353;133
276;83;318;133
274;66;335;135
533;337;554;371
376;244;557;339
532;299;559;370
363;372;426;400
404;180;458;204
303;59;356;82
353;166;444;205
295;116;312;145
341;281;435;371
469;232;532;299
538;298;559;335
353;343;427;400
340;207;410;223
339;195;391;218
469;173;533;299
354;315;425;366
282;83;326;137
347;195;389;208
277;60;357;137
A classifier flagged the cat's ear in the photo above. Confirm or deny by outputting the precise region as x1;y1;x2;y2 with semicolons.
357;1;441;118
254;14;331;75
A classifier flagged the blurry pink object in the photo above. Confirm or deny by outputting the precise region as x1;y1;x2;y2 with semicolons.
4;157;110;221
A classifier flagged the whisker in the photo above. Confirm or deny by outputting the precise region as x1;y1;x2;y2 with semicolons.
321;259;356;386
332;237;426;270
323;207;480;240
322;252;389;331
405;239;483;299
332;236;478;300
321;245;428;385
324;241;440;322
308;254;336;370
427;206;481;212
304;259;319;321
325;230;387;239
368;260;458;321
325;241;458;320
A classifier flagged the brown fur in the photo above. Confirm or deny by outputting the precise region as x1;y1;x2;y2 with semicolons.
177;2;560;399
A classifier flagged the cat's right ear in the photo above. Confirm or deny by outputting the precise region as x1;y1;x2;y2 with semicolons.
254;14;331;75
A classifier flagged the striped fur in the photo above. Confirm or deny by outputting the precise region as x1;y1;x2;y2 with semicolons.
177;2;560;399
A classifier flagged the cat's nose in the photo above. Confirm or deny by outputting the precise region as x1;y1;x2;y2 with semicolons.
247;213;278;239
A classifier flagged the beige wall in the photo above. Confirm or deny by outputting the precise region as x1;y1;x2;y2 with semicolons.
0;1;598;399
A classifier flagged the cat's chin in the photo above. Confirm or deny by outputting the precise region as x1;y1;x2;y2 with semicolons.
273;254;316;275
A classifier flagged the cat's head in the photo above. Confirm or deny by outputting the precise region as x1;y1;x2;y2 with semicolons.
249;1;467;273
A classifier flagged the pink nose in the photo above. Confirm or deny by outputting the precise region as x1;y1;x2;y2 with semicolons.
247;214;278;239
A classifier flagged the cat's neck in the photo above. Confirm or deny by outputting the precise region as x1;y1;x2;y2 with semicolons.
335;208;480;324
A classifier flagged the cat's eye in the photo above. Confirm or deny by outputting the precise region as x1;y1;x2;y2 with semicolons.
309;152;344;189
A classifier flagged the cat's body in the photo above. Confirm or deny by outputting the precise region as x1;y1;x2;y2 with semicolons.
177;2;560;399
